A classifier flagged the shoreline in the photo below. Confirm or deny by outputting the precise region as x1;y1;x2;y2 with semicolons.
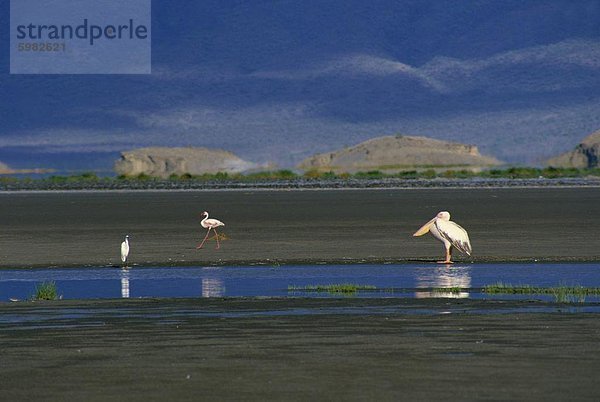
1;257;599;270
2;182;600;194
0;296;597;313
1;176;600;191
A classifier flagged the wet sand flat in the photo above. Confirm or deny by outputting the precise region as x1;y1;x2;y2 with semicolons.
0;187;599;267
1;298;600;401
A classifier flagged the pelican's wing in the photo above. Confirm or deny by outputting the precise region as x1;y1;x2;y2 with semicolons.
434;220;472;255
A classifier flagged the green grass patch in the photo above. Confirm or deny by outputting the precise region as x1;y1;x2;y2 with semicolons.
244;170;299;180
288;283;377;294
31;281;59;301
45;172;101;183
420;169;437;179
353;170;385;179
433;286;464;294
303;170;339;180
483;282;600;303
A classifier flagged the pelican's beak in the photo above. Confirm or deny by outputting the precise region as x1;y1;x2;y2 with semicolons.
413;217;436;237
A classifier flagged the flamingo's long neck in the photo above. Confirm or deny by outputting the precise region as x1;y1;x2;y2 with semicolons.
201;214;208;226
125;238;129;246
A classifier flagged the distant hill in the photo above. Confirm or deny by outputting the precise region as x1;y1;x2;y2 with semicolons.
298;135;501;172
114;147;258;178
546;130;600;168
0;160;51;175
0;161;13;173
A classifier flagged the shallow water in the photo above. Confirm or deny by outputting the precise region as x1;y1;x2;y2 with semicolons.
1;263;600;302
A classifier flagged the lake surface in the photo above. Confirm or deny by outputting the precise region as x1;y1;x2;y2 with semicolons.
1;263;600;302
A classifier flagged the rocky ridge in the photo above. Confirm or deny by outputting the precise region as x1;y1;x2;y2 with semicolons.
114;147;257;178
298;135;501;172
546;130;600;168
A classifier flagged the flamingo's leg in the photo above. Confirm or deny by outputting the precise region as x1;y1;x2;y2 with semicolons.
197;228;212;249
214;228;221;249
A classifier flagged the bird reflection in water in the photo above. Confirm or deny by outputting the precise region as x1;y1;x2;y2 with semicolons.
202;277;224;297
120;268;130;298
415;265;471;298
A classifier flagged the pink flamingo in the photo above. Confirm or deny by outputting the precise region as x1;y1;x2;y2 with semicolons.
197;211;225;249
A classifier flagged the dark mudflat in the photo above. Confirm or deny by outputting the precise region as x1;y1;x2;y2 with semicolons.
0;187;599;268
1;298;600;401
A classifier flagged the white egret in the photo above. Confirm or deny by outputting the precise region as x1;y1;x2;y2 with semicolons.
197;211;225;250
413;211;472;264
120;235;130;266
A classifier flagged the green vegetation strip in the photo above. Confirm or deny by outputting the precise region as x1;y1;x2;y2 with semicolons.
2;166;600;186
483;282;600;303
483;282;600;295
288;284;377;294
289;282;600;302
132;166;600;181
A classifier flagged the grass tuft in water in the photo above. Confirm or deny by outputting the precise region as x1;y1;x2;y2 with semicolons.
433;286;464;294
288;284;377;294
483;282;600;303
551;287;588;304
32;281;59;301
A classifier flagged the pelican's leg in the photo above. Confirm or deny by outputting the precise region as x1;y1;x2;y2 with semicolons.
446;247;454;264
437;245;453;264
214;228;221;250
197;228;212;249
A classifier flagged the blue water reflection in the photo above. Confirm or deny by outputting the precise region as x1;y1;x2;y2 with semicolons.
414;265;472;298
1;263;599;301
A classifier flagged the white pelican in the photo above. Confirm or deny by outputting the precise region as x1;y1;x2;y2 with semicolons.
120;235;130;266
197;211;225;250
413;211;472;264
